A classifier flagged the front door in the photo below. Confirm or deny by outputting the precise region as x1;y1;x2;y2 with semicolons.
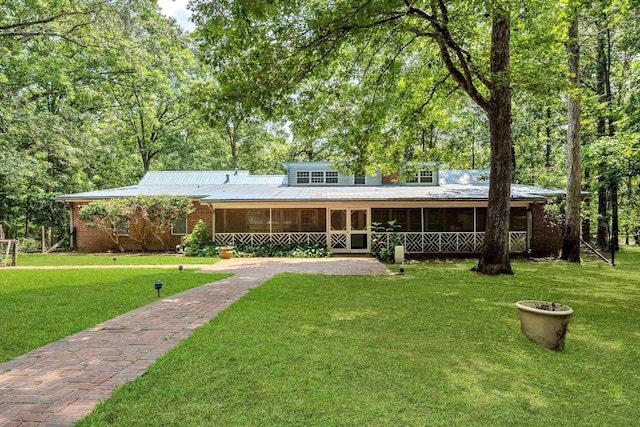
329;209;369;253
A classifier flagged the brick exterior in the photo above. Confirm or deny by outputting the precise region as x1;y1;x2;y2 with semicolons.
382;172;400;184
72;201;212;253
529;202;561;257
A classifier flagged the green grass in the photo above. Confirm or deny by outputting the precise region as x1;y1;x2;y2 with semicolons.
17;252;218;266
79;248;640;426
0;269;229;363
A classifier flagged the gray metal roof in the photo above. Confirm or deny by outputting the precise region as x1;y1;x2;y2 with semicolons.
139;170;250;186
56;169;564;202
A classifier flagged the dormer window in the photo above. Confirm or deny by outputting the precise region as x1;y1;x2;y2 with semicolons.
296;170;339;184
354;175;366;185
404;169;436;185
326;171;339;183
297;171;310;184
418;170;434;183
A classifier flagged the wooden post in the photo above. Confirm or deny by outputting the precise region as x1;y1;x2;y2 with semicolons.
41;226;46;254
12;239;18;266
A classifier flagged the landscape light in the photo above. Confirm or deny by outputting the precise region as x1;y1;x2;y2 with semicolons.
154;280;163;297
179;265;183;272
112;256;117;263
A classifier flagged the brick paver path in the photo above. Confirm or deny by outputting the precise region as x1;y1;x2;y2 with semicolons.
0;257;390;426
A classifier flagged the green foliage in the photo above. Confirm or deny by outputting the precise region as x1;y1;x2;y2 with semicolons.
232;243;331;258
182;220;214;256
371;220;402;262
79;196;193;252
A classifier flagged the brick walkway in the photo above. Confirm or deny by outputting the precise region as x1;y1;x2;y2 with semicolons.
0;257;390;426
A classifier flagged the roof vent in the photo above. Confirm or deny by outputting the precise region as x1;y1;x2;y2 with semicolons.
225;174;230;183
234;168;238;175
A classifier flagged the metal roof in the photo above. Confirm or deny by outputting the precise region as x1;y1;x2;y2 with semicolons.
139;171;250;186
56;169;565;202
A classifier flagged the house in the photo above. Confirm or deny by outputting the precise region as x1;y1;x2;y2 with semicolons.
55;162;563;255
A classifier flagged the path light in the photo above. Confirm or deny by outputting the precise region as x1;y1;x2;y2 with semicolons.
155;280;163;297
112;256;117;264
399;266;405;275
178;265;183;272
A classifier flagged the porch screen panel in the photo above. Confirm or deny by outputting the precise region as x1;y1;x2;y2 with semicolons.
371;209;421;232
510;208;527;231
476;208;527;231
215;209;270;233
424;209;473;232
272;208;326;232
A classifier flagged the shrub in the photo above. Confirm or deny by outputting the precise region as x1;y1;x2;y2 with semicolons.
183;220;214;257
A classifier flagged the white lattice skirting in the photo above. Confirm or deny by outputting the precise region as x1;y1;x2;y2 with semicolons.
214;231;528;253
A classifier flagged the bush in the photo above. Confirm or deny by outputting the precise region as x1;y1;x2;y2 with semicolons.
184;241;331;258
182;220;214;256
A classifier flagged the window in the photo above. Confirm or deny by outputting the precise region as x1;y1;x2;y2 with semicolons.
424;209;473;232
419;170;434;183
115;219;129;235
311;171;324;183
326;171;339;183
354;175;366;185
297;171;310;184
296;170;339;184
172;217;187;235
405;170;435;184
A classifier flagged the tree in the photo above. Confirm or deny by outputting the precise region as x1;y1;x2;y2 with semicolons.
561;4;583;262
79;196;193;252
79;199;128;252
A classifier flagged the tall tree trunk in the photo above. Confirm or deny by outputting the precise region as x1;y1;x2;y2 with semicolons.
596;182;608;247
545;107;552;169
561;8;581;262
473;9;513;275
610;178;619;250
594;11;610;249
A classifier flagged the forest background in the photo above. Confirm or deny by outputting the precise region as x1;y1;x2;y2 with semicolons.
1;0;639;252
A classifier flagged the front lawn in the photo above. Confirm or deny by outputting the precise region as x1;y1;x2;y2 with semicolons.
17;252;217;266
0;269;229;362
79;248;640;426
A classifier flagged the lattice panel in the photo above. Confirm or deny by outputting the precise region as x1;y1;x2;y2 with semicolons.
331;233;347;249
458;232;476;253
423;233;441;252
475;232;485;251
252;233;271;245
509;232;527;253
371;233;388;253
441;233;458;252
271;233;291;245
405;233;423;253
214;233;234;245
308;233;327;246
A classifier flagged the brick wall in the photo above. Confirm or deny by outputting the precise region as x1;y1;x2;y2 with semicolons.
529;202;561;257
382;172;400;184
72;201;212;253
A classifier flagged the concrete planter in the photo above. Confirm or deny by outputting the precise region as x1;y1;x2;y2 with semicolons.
219;247;233;259
515;300;574;351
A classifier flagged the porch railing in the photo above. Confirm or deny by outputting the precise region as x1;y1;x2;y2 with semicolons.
214;232;327;247
214;231;528;253
372;231;527;253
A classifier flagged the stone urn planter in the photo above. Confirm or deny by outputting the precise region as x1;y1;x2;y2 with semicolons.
219;247;233;259
515;300;574;351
